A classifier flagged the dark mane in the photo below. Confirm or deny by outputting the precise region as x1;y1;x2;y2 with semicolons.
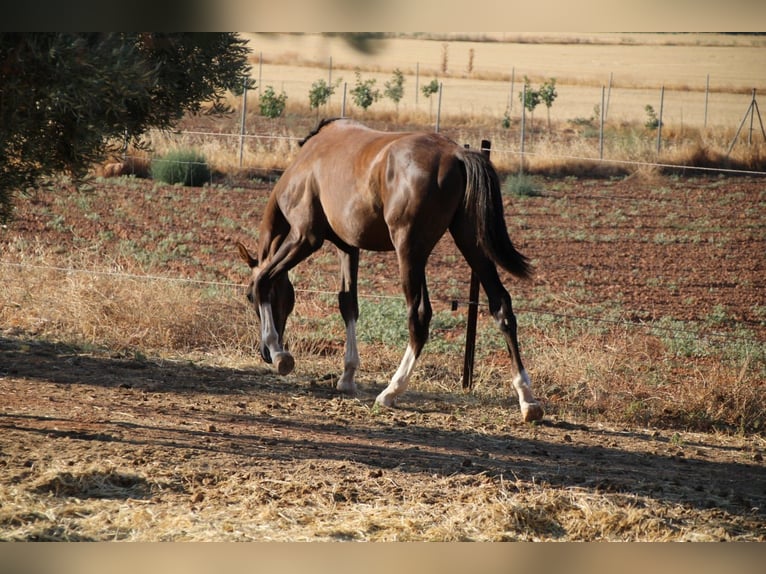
299;117;344;147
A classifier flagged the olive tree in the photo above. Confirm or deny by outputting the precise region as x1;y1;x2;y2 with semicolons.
0;33;252;222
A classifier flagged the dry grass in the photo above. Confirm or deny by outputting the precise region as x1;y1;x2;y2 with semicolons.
0;240;257;358
243;33;765;121
140;114;765;179
2;180;765;541
2;240;763;434
2;455;752;542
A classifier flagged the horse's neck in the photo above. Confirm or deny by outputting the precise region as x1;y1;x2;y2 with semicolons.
258;194;290;261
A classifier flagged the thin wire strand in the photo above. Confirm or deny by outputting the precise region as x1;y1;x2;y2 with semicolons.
136;128;766;178
2;260;761;346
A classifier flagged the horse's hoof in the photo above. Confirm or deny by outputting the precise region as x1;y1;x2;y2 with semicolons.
521;401;544;422
336;380;358;395
273;352;295;376
375;392;396;408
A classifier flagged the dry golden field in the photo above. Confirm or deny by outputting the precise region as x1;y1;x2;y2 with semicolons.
138;33;765;177
243;33;765;126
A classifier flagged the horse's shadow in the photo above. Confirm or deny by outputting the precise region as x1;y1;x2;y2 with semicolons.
2;333;764;527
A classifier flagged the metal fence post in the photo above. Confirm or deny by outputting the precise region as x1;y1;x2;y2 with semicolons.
238;79;248;168
704;74;710;129
656;85;665;154
520;84;526;174
415;62;419;105
258;52;262;96
435;82;443;133
600;86;605;160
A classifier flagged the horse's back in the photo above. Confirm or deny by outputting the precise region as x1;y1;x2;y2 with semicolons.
277;119;466;251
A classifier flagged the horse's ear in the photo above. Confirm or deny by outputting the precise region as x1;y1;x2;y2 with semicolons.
236;241;258;268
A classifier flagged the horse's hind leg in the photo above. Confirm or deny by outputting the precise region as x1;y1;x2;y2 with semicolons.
483;266;542;421
375;256;432;407
451;228;543;421
336;247;360;394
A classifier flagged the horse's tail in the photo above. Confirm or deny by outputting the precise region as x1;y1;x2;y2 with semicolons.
462;150;532;280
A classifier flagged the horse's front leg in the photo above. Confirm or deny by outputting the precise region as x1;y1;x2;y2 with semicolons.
336;247;360;394
258;300;295;375
256;233;321;376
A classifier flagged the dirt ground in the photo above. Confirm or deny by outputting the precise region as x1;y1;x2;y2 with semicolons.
1;174;764;540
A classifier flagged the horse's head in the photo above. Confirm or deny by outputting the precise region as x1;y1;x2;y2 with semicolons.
237;242;295;365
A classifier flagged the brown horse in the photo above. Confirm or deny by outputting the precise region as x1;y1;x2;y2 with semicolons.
237;118;543;421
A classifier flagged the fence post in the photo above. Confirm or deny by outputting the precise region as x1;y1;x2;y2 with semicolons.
519;84;526;174
704;74;709;128
341;82;347;117
748;87;756;145
599;85;605;160
462;139;491;391
258;52;262;96
656;85;665;154
238;79;248;168
508;67;515;113
605;72;613;120
435;82;443;133
415;62;419;105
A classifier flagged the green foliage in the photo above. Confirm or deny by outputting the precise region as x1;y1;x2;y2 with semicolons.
350;71;381;111
519;76;541;114
357;297;466;354
358;298;408;346
502;110;512;129
0;33;251;222
383;68;405;107
539;78;558;129
644;104;662;129
308;78;339;111
259;86;288;118
421;79;440;98
539;78;558;109
151;149;211;186
520;77;559;130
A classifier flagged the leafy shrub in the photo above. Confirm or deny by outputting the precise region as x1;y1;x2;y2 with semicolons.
350;71;381;111
421;79;439;99
644;104;662;129
383;68;405;108
259;85;287;118
151;149;210;186
308;78;338;111
519;76;541;114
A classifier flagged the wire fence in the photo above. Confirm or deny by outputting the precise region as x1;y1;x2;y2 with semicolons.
135;105;766;181
3;258;762;351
